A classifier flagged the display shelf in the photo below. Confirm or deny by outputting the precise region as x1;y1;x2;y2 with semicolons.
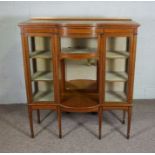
60;53;97;60
105;91;127;102
60;48;97;59
30;51;51;59
106;72;128;82
61;94;99;111
31;71;53;81
106;51;129;59
33;90;54;102
65;79;97;92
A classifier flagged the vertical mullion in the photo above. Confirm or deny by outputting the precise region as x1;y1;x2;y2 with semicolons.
98;34;106;105
98;34;105;139
124;37;129;95
52;34;61;104
127;34;137;102
21;34;33;103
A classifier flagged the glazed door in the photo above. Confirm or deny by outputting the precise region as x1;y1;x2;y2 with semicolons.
22;35;56;104
102;34;135;104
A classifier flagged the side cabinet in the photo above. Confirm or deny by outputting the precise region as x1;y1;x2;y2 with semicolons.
99;31;138;139
19;18;139;139
21;32;61;137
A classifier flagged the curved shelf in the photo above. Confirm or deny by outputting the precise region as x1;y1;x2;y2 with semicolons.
61;79;98;112
60;53;98;60
61;94;99;112
60;47;98;60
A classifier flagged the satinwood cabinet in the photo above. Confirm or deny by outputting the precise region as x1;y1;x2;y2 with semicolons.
19;17;140;139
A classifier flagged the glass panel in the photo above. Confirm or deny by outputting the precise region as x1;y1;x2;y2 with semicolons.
64;59;97;91
61;37;97;54
105;37;130;102
28;36;54;102
60;37;98;92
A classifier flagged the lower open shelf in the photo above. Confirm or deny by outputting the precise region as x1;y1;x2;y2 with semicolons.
61;94;99;112
60;80;126;112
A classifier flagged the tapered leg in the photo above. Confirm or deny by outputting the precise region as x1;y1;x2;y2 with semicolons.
98;107;102;140
28;107;34;138
122;110;126;124
127;107;132;139
58;108;62;138
37;110;41;124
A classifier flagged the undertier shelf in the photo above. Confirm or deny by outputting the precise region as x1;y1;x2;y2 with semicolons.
30;51;51;59
106;51;129;59
61;94;99;111
105;91;127;102
33;91;54;102
106;72;128;82
31;71;53;81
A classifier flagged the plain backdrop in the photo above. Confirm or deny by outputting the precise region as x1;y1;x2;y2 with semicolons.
0;1;155;104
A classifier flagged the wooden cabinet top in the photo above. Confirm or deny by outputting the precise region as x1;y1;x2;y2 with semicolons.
19;17;140;28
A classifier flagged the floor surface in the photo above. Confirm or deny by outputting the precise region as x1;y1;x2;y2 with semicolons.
0;100;155;152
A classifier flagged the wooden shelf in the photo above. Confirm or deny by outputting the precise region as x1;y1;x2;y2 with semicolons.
106;72;128;82
61;79;98;111
106;51;129;59
60;47;97;60
61;94;99;111
33;90;54;102
31;71;53;81
60;53;98;60
105;91;127;102
30;51;51;59
65;79;97;92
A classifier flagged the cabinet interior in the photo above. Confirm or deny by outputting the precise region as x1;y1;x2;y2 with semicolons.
105;37;129;102
61;37;97;53
28;36;54;102
28;36;130;103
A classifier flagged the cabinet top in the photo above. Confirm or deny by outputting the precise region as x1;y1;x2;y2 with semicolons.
19;17;140;28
